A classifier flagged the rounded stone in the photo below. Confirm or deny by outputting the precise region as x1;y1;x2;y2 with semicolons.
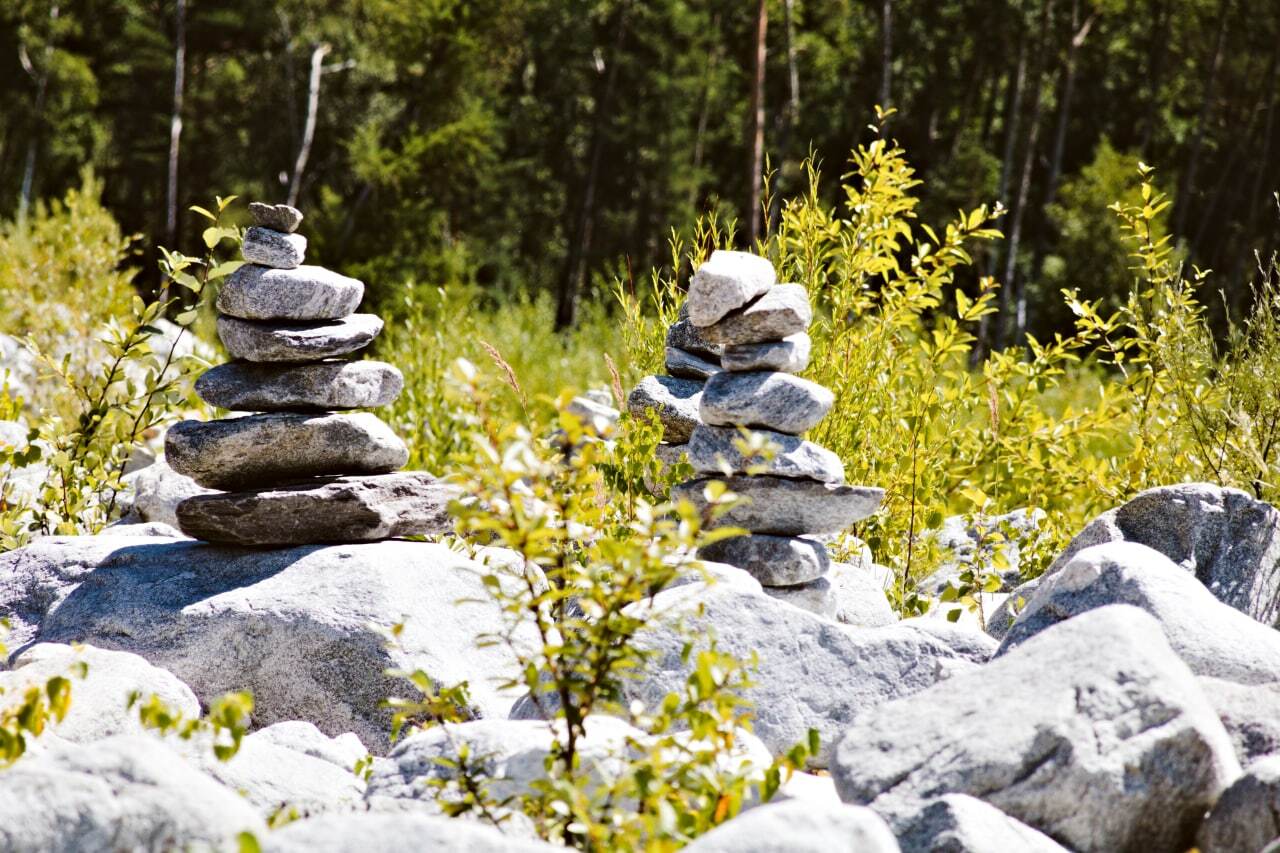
176;472;456;546
242;226;307;269
216;264;364;321
626;374;704;443
687;423;844;483
699;534;830;586
721;332;811;373
165;411;409;490
700;371;834;435
248;202;303;233
672;475;883;535
217;314;383;363
687;250;776;326
195;361;403;412
698;284;812;346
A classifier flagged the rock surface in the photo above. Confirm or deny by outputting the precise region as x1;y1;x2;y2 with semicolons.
667;317;721;360
684;800;900;853
627;374;704;443
2;643;200;743
195;360;403;412
121;458;215;528
0;735;264;853
1197;755;1280;853
175;472;456;546
701;371;834;435
166;411;408;490
242;226;308;269
2;536;530;751
216;264;364;321
1200;676;1280;763
248;201;304;233
700;284;813;347
687;250;776;326
625;582;987;765
264;813;559;853
687;423;844;483
666;346;723;380
997;541;1280;685
721;333;811;373
673;476;883;535
217;313;384;362
832;605;1240;853
1044;483;1280;624
698;533;830;586
894;795;1069;853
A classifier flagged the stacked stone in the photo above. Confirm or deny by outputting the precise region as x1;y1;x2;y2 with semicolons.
165;202;452;547
667;250;884;595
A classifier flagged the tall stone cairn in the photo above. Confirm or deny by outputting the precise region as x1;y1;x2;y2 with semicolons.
631;249;884;594
166;202;454;547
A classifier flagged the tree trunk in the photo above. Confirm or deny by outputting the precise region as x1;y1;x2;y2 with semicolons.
1174;0;1230;239
554;8;627;332
288;43;331;207
689;13;723;211
745;0;768;244
17;4;59;223
1028;1;1096;298
982;32;1028;353
880;0;893;110
165;0;186;248
768;0;801;231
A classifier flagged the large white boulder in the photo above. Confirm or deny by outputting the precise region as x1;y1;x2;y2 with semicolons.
263;812;558;852
997;541;1280;684
1;643;199;743
0;536;530;750
683;800;900;853
0;735;263;852
832;606;1240;853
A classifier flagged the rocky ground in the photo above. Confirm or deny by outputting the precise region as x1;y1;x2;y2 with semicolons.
1;480;1279;851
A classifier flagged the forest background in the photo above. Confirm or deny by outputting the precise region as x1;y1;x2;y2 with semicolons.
3;0;1278;345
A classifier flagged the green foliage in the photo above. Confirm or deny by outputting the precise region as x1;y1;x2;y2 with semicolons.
0;624;87;767
383;396;812;849
127;689;255;762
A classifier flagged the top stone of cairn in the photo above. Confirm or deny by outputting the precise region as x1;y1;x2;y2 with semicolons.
687;250;776;327
248;201;303;233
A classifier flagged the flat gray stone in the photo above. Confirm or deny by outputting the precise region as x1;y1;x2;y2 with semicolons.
165;412;408;490
996;542;1280;685
218;314;383;362
626;374;703;443
243;226;307;269
1042;483;1280;625
687;250;776;326
832;606;1240;853
665;346;722;380
699;533;829;586
176;472;456;546
216;264;364;321
700;284;813;346
1198;756;1280;853
196;361;403;412
721;332;811;373
685;800;899;853
687;423;844;482
667;317;721;360
248;201;303;233
674;475;883;535
701;370;833;435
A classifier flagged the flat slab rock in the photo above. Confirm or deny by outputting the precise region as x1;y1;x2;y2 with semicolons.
218;314;383;362
832;605;1240;853
721;332;811;373
701;371;834;435
242;226;307;269
626;374;704;443
698;533;830;586
673;475;883;535
687;423;844;483
665;346;722;380
687;250;776;326
177;472;457;546
217;264;364;321
699;283;813;347
165;411;408;490
248;201;303;233
196;360;403;412
667;317;721;360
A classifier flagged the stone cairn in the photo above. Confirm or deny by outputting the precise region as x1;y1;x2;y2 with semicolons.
166;202;452;547
629;250;883;596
